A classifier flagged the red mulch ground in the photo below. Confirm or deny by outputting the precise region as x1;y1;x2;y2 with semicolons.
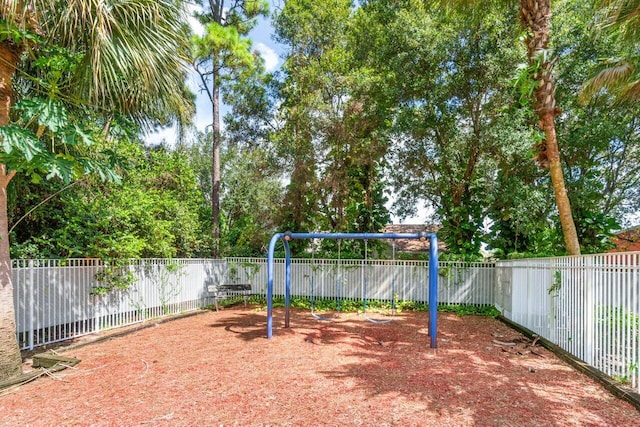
2;307;639;426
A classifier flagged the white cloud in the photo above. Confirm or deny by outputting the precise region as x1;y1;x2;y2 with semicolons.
255;42;280;72
145;124;178;146
187;4;206;37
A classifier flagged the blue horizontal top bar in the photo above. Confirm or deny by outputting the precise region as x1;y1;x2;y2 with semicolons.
279;232;434;240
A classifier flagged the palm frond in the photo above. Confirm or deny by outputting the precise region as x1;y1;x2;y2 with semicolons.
600;0;640;40
4;0;194;129
619;78;640;101
602;0;640;25
580;60;634;102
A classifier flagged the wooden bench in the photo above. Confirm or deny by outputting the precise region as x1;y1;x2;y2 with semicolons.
207;284;253;311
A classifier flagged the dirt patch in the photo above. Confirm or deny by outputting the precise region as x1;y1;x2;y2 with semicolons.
1;308;638;426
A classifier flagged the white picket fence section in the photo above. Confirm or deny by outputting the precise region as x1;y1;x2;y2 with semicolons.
224;257;495;306
10;253;640;394
12;259;227;350
496;252;640;392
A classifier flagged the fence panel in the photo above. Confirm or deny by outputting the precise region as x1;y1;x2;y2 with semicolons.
497;253;640;393
13;259;102;349
224;258;495;306
13;257;495;350
13;259;225;350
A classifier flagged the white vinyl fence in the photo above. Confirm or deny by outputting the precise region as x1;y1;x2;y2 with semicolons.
12;257;494;350
496;252;640;392
225;257;495;305
11;253;640;394
12;259;226;350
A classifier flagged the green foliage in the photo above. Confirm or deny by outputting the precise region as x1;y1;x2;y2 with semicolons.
273;0;392;244
10;140;210;259
511;47;548;108
91;261;137;296
2;97;121;185
597;305;640;337
192;23;255;74
437;304;501;318
7;0;640;264
355;1;524;258
0;126;43;163
219;144;283;256
486;148;564;258
596;305;640;379
255;296;499;318
0;23;39;46
155;261;186;314
575;211;619;254
548;270;562;296
552;0;640;247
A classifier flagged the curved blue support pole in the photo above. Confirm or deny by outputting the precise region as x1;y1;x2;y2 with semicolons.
284;239;291;328
266;233;283;339
428;234;439;348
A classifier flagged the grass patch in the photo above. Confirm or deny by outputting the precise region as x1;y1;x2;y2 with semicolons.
437;304;501;318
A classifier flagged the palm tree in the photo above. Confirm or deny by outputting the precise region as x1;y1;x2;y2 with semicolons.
442;0;582;255
519;0;580;255
0;0;192;382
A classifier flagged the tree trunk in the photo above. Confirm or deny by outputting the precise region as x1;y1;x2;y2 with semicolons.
541;112;581;255
0;41;23;381
0;168;20;382
211;58;221;258
520;0;581;255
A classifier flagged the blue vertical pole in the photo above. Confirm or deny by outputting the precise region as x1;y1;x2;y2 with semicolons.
284;240;291;328
266;233;282;339
428;234;439;348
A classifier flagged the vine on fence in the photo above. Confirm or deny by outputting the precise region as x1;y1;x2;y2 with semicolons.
156;261;185;314
227;261;261;287
547;270;562;296
92;260;137;296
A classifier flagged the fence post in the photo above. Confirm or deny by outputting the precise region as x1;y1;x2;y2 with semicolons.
28;259;34;350
584;255;594;365
548;259;556;344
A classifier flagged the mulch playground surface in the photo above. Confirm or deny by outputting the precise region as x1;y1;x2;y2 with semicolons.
2;307;639;426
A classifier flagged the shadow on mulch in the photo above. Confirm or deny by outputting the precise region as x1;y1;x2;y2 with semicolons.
207;311;270;340
211;307;640;415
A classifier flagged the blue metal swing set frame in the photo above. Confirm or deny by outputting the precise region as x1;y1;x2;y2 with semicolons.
266;231;439;348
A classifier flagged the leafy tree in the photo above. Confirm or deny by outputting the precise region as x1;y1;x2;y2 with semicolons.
352;1;525;258
191;0;269;257
273;0;391;254
220;144;283;256
0;0;193;382
218;50;284;256
485;129;562;257
438;0;582;255
222;53;278;150
10;141;209;259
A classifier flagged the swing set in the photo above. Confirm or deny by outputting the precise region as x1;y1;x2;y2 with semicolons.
266;231;439;348
309;239;397;323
